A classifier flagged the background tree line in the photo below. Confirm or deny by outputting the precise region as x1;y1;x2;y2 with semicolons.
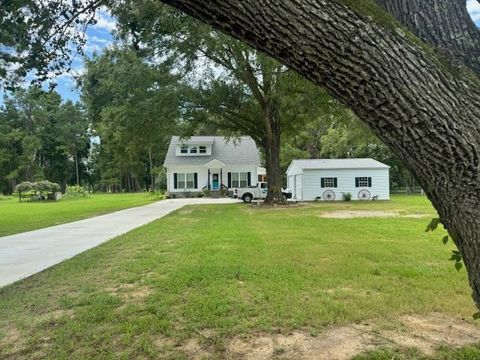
0;2;417;195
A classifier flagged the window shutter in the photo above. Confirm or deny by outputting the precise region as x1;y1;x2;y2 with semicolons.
228;172;232;188
334;178;338;188
194;173;198;189
368;177;372;187
174;173;178;189
247;172;251;186
321;178;325;188
355;177;359;187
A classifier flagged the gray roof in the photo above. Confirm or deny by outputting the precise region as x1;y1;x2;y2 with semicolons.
172;136;215;145
163;136;261;166
287;158;390;174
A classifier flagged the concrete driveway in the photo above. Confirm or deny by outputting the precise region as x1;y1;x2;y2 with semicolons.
0;198;239;287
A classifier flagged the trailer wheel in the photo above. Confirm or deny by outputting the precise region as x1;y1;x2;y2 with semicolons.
242;193;253;203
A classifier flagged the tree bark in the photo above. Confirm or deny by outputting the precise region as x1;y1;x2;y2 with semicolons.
74;142;80;186
375;0;480;76
160;0;480;308
263;100;283;203
148;147;154;191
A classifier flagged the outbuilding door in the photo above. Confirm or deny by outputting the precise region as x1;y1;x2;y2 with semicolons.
295;174;303;201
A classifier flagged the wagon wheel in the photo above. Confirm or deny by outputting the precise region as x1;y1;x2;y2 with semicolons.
322;190;336;201
358;189;371;200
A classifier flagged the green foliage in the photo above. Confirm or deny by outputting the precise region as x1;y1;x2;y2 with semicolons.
0;1;98;90
81;49;181;192
450;251;463;271
0;87;90;194
342;192;352;201
425;218;442;232
65;185;87;198
112;2;328;200
425;218;464;271
153;167;168;191
14;180;61;201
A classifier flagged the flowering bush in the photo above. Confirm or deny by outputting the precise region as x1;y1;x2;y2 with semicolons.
15;181;61;201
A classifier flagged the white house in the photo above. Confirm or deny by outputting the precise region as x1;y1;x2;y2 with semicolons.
286;158;390;201
163;136;264;196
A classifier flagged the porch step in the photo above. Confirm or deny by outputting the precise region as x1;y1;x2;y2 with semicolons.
209;191;228;198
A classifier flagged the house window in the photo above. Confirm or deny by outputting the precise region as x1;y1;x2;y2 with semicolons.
189;146;198;154
356;177;372;187
321;177;337;188
199;146;207;154
186;173;195;188
231;172;248;188
176;173;196;189
180;145;188;154
177;173;186;188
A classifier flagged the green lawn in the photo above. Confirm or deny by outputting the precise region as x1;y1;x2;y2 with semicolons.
0;193;160;237
1;196;478;359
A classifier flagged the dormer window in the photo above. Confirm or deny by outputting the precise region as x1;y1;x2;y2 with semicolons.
176;143;210;156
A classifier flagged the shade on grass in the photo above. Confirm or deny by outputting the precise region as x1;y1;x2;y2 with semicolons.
0;196;477;359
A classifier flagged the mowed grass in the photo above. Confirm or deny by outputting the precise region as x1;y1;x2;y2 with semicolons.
0;193;159;236
0;196;478;359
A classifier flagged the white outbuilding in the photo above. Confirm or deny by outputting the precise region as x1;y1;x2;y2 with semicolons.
286;158;390;201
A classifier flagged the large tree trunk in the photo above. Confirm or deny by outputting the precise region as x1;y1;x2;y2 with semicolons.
74;143;80;186
160;0;480;308
376;0;480;76
263;102;283;203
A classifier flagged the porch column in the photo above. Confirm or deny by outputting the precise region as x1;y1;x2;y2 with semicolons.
220;169;223;188
208;169;211;190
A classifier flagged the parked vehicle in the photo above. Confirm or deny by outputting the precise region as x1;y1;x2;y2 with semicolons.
233;182;292;203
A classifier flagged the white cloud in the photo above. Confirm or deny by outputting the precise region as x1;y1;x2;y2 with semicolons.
88;35;108;44
93;9;117;32
467;0;480;22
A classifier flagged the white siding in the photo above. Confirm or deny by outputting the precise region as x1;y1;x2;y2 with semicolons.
302;168;389;201
166;165;258;192
295;174;303;201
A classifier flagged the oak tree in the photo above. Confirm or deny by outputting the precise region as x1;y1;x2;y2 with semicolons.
158;0;480;309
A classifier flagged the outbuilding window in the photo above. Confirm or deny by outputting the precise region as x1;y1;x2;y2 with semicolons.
321;177;337;188
189;146;198;154
180;145;188;154
355;177;372;187
199;146;207;154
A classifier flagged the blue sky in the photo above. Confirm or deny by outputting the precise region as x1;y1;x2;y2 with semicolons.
3;3;480;104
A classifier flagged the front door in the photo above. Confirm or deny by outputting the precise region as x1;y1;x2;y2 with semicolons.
212;173;219;190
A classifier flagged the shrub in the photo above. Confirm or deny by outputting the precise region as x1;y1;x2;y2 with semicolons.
343;192;352;201
15;180;61;201
202;188;211;197
153;167;167;191
220;188;228;197
65;185;87;198
149;190;164;200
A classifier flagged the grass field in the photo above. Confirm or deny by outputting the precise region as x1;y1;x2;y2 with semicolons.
0;193;160;237
1;196;479;359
